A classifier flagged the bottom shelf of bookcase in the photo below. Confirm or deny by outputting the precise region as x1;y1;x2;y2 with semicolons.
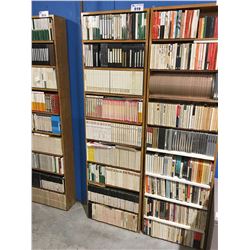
87;201;139;232
143;217;205;249
32;187;67;210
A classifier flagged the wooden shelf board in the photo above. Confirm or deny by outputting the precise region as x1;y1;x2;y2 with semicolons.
32;65;56;69
144;193;207;210
32;40;54;43
89;200;138;214
32;150;63;157
32;110;60;116
85;91;143;99
144;215;204;233
86;138;141;150
147;124;218;134
87;160;141;173
146;147;214;161
149;95;218;104
32;15;54;19
88;181;139;193
32;168;64;177
152;38;217;43
152;3;217;11
150;69;218;73
82;39;146;43
32;87;58;92
86;116;142;126
84;66;144;71
32;130;61;137
145;172;210;189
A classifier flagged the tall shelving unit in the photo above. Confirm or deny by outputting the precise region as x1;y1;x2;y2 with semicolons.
81;9;149;232
32;15;75;210
142;4;218;249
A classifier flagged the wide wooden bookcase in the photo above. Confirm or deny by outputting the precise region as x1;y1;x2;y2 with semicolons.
31;15;75;210
81;9;150;232
142;3;218;249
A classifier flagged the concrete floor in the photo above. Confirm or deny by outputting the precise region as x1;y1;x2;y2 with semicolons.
32;202;193;250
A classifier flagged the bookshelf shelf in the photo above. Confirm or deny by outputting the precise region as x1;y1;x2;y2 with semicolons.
32;150;63;157
149;94;218;104
86;138;141;150
85;91;143;99
89;200;138;214
150;69;218;73
32;15;75;211
36;186;65;195
32;110;60;116
82;39;146;43
32;168;64;176
86;116;142;126
145;172;210;189
144;215;205;233
32;87;58;92
144;193;207;210
32;40;54;43
32;130;61;137
152;38;217;43
87;160;141;173
146;147;214;161
84;66;144;71
88;181;139;193
147;124;218;134
32;65;56;69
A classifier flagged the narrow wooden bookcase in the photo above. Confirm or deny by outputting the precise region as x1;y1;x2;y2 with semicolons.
81;9;150;232
32;15;75;210
142;4;218;249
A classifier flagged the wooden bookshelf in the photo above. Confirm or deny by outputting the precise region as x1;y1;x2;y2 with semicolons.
142;4;218;249
32;15;75;210
82;8;150;233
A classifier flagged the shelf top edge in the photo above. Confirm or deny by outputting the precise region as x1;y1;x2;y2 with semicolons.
32;15;54;19
82;40;146;43
81;8;150;16
151;3;217;11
